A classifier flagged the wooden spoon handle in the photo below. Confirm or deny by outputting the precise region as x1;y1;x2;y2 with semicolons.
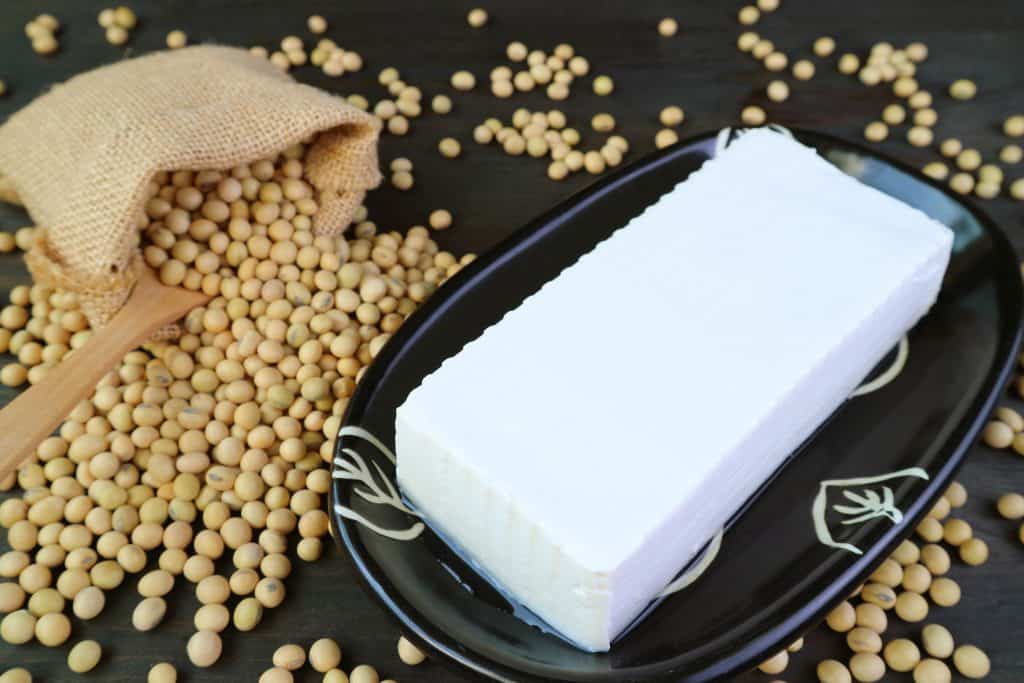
0;270;208;481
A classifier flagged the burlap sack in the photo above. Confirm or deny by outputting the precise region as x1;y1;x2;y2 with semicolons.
0;45;381;329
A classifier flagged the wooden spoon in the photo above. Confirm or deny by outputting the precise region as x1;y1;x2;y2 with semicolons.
0;267;209;480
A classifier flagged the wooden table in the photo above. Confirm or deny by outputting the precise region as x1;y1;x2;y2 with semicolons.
1;1;1022;680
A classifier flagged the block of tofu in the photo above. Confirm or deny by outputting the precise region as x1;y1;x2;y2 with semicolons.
395;130;954;652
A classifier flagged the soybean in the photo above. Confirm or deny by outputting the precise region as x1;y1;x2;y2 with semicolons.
952;645;990;679
187;630;223;667
921;624;954;659
310;637;343;671
67;640;103;673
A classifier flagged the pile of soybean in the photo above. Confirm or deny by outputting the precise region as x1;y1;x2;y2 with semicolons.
0;139;462;678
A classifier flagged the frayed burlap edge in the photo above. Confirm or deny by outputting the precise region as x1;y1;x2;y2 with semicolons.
0;174;19;205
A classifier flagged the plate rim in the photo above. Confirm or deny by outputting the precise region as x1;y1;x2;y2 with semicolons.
329;127;1024;682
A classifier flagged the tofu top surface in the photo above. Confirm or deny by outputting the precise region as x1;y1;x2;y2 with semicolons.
398;130;953;572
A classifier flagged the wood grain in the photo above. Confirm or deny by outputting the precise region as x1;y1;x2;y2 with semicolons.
0;0;1022;681
0;268;209;481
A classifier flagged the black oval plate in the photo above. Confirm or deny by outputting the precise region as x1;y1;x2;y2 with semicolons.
330;129;1023;682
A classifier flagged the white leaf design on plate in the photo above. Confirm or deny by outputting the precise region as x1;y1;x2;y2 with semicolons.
333;425;424;541
812;468;929;555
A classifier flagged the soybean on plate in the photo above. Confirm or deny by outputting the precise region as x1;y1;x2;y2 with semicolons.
330;128;1023;682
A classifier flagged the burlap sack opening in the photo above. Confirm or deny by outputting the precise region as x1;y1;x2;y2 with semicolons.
0;45;382;330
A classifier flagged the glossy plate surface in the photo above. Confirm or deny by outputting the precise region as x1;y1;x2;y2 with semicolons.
330;129;1023;682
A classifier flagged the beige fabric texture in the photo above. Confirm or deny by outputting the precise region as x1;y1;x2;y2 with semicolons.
0;45;382;329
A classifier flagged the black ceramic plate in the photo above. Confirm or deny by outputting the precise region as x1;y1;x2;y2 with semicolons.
330;128;1023;682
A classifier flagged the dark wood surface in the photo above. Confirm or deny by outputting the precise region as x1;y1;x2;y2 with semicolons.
1;1;1022;680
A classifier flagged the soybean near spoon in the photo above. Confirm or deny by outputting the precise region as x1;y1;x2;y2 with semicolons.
0;267;210;480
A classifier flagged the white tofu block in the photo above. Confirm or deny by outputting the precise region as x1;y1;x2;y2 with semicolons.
395;130;954;652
